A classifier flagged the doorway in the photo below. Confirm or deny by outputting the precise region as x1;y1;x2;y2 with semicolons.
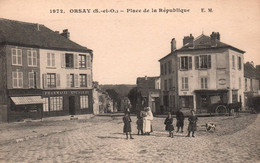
69;96;75;115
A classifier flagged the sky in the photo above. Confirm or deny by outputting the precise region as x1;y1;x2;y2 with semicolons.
0;0;259;84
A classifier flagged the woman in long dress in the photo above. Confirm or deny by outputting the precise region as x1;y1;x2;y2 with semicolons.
143;107;153;135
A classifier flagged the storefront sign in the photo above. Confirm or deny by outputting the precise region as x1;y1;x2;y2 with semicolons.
43;90;90;96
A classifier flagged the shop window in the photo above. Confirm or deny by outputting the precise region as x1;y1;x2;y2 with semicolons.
80;96;89;109
79;54;86;68
80;74;87;87
47;53;55;67
12;48;22;66
195;55;211;69
182;77;189;90
65;53;74;68
12;71;23;88
27;50;37;66
43;98;49;112
50;96;63;111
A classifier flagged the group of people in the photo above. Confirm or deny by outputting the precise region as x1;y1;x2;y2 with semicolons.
123;107;198;139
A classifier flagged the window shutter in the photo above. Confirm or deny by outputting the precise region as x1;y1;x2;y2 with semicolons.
87;55;91;69
74;54;78;69
29;72;33;88
52;53;55;67
178;57;180;70
18;72;23;88
12;72;16;88
195;56;199;69
188;57;192;69
75;74;79;87
87;74;91;88
208;55;211;69
61;53;65;68
43;74;47;88
47;53;50;66
66;74;70;87
56;73;60;87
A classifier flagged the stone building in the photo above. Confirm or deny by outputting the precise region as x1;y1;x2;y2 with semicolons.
159;32;245;113
0;18;93;122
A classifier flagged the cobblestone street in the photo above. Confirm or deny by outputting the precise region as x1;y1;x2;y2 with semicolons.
0;113;259;163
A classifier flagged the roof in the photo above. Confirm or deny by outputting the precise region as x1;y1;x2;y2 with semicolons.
244;62;260;79
0;18;92;53
159;34;245;62
179;34;245;53
137;76;160;96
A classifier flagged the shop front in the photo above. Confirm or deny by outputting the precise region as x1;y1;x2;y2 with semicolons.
42;89;93;117
8;89;44;122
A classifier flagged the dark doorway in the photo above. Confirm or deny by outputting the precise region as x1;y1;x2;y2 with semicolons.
69;96;75;115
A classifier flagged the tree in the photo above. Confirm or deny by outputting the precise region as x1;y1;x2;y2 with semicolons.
105;89;121;111
127;87;143;113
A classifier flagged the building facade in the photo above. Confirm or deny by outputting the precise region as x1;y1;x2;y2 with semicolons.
136;76;161;113
0;18;93;122
159;32;245;113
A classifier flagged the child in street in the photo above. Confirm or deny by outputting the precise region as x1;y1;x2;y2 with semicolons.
186;110;198;137
164;112;174;138
136;114;143;135
123;112;134;139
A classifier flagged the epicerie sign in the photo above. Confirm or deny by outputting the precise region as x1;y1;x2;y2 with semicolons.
43;90;89;96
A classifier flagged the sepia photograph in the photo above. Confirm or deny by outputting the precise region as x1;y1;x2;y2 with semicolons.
0;0;259;162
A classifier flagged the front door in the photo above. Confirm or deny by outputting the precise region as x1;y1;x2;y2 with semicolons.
69;96;75;115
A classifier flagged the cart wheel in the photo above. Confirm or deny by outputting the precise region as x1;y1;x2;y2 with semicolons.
215;105;227;115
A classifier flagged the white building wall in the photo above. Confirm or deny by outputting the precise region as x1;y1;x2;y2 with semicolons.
39;49;92;89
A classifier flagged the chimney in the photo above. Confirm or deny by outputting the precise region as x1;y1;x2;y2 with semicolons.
55;31;59;34
171;38;176;52
210;32;220;40
250;61;254;67
145;76;148;80
60;29;70;39
183;34;194;46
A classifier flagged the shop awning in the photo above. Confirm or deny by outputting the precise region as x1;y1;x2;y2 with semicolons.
11;96;45;105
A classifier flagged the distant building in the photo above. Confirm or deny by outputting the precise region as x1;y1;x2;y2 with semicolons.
244;62;260;108
0;18;93;122
136;76;161;113
159;32;245;113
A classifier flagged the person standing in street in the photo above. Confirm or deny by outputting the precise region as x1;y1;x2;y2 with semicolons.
123;112;134;139
136;113;143;135
164;112;174;138
176;109;185;133
143;107;153;135
186;110;198;137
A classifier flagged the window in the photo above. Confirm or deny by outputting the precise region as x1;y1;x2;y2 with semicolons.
161;64;164;75
201;78;208;89
12;71;23;88
168;61;172;73
195;55;211;69
86;55;91;68
180;56;192;70
80;96;89;109
164;80;168;91
70;74;74;87
12;48;22;65
245;78;247;91
47;53;55;67
65;53;74;68
47;73;56;88
27;50;37;66
182;77;188;90
50;97;63;111
238;56;242;70
79;54;86;68
80;74;87;87
232;55;235;69
28;72;36;88
169;78;173;90
239;77;241;89
43;98;49;112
